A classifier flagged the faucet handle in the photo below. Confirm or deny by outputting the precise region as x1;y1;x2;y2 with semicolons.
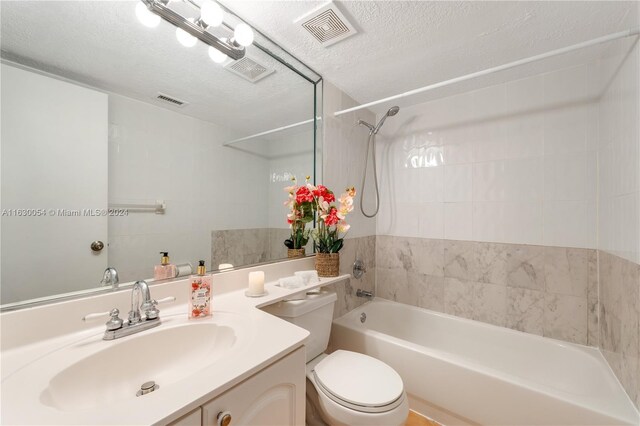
82;308;123;331
106;309;124;331
141;296;176;321
142;299;159;320
82;310;112;322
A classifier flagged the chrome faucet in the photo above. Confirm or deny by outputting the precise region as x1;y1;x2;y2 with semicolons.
99;280;161;340
100;267;119;289
82;284;176;341
128;280;159;324
356;289;373;299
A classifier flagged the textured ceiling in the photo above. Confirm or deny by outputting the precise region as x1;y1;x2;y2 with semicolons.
3;1;636;130
0;0;316;138
223;0;638;113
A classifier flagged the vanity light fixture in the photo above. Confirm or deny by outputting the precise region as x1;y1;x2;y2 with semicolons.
136;0;253;61
200;0;223;27
135;2;161;28
176;19;198;47
208;45;228;63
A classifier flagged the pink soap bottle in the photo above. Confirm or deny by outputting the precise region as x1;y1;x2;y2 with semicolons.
189;260;212;319
154;252;177;280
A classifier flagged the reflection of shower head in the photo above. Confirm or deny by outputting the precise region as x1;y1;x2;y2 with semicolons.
357;106;400;135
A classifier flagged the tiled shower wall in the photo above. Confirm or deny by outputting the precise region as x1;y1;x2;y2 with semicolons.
373;63;601;346
377;236;598;346
376;64;599;247
597;31;640;407
322;82;378;316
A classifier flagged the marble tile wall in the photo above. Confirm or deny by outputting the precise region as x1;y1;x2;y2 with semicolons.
599;251;640;408
376;235;598;346
211;228;310;270
323;235;376;319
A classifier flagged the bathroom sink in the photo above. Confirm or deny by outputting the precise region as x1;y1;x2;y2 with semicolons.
40;318;243;411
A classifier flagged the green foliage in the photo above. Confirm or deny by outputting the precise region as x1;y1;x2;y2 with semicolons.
312;226;344;254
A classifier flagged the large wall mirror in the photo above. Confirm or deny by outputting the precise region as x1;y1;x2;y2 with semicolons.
0;0;322;309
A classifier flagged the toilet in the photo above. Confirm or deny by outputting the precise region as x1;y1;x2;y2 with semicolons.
262;291;409;426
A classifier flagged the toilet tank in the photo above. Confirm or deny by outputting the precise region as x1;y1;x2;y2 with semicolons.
262;291;337;362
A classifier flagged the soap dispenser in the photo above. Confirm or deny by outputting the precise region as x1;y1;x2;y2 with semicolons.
154;252;177;280
189;260;212;319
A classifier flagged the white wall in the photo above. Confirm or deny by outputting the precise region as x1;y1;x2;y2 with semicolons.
375;64;600;248
108;94;269;282
1;64;108;303
266;127;315;230
597;36;640;264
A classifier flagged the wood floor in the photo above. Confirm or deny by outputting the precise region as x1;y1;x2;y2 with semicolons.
405;410;441;426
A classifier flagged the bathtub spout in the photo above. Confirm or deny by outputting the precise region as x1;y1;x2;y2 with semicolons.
356;289;373;299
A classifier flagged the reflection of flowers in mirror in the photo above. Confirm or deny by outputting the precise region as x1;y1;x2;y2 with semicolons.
283;176;314;250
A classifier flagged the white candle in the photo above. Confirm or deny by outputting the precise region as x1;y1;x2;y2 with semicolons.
248;271;265;295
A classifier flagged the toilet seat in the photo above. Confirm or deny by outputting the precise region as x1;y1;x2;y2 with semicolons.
311;350;405;413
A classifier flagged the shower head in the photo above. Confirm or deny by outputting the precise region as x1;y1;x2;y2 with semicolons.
357;106;400;135
372;106;400;134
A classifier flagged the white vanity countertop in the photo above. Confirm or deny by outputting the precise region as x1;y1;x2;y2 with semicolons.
1;273;350;425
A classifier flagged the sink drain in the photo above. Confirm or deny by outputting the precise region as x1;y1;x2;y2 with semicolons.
136;381;159;397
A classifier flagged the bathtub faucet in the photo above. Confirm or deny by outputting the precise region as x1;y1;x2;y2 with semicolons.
356;289;373;299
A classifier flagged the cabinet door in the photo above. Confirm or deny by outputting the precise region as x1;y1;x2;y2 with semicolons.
202;347;305;426
168;407;202;426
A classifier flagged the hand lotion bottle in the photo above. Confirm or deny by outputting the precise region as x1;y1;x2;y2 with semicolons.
189;260;212;319
154;252;177;280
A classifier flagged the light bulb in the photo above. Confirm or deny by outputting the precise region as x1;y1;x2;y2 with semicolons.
176;20;197;47
234;23;254;47
135;2;160;28
200;1;223;27
208;46;228;64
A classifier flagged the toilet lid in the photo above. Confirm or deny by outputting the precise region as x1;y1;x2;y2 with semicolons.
312;350;404;410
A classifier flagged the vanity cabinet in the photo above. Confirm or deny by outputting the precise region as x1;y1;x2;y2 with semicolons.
202;347;305;426
169;408;202;426
168;347;305;426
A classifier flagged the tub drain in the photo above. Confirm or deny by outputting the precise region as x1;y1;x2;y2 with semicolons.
136;380;159;397
360;312;366;323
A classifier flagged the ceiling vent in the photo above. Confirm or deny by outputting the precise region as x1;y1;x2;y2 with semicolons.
295;1;357;47
224;55;274;83
156;92;187;108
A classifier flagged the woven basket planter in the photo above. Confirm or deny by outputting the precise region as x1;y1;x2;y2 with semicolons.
287;248;306;259
315;253;340;277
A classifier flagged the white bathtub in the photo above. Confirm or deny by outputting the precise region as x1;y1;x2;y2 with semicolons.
330;299;639;426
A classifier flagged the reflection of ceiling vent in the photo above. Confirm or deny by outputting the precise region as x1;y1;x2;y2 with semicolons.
224;56;274;83
156;92;187;107
295;1;357;47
